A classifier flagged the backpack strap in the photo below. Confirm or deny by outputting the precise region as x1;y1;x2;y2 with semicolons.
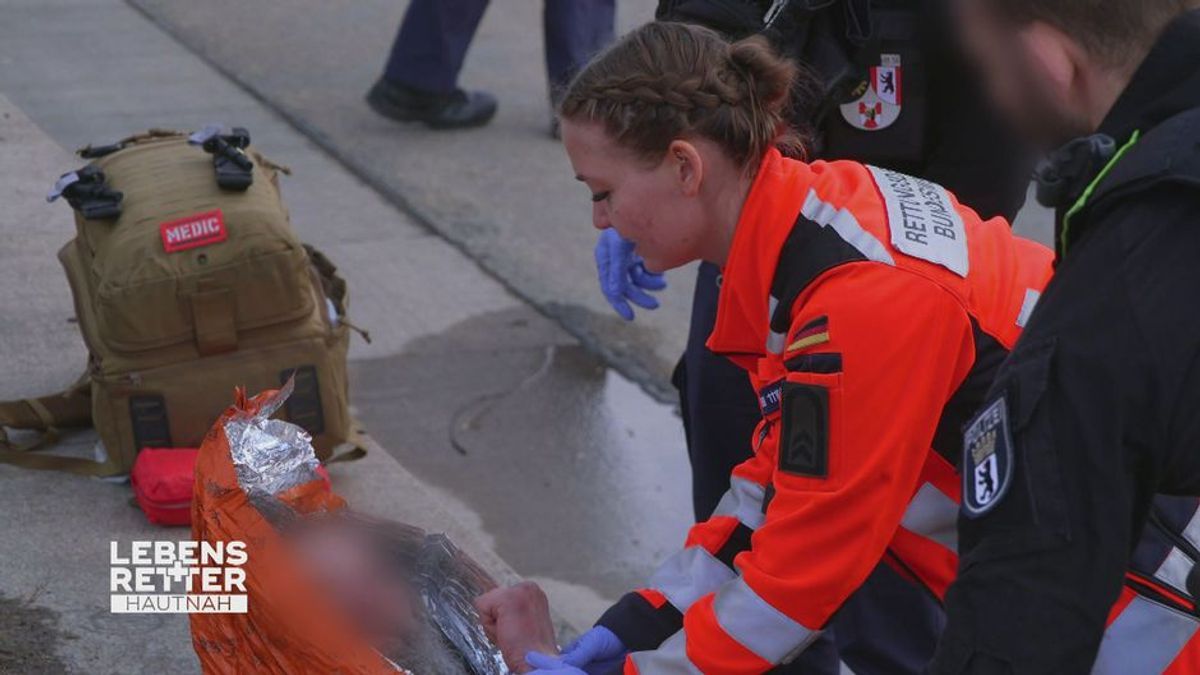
0;442;119;475
0;391;90;430
77;128;191;159
190;285;239;355
0;370;91;430
306;244;371;343
0;376;119;476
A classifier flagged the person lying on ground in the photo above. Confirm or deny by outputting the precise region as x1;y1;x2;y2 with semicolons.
284;512;518;675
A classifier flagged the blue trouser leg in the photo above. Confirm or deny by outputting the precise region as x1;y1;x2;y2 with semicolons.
679;262;944;674
382;0;491;94
542;0;616;98
675;262;761;522
833;563;945;675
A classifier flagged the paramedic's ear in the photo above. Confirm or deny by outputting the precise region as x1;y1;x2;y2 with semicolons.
667;139;704;197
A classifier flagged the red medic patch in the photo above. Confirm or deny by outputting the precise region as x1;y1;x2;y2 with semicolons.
160;209;227;253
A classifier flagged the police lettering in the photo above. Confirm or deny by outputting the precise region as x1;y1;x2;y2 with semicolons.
966;400;1004;464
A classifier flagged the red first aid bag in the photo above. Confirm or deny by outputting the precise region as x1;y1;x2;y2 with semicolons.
130;447;199;526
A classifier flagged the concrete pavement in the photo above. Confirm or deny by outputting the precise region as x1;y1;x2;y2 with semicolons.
121;0;1053;403
0;0;1055;671
0;0;693;671
124;0;693;402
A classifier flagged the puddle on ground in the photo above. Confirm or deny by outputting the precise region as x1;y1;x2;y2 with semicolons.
0;592;75;674
350;307;694;601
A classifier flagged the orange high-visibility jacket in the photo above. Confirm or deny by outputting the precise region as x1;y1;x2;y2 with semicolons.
596;147;1052;672
597;148;1200;673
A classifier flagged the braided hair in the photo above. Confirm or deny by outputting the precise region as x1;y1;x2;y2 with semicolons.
559;22;806;169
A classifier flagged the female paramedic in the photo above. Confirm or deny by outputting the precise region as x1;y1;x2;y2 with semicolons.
524;20;1055;674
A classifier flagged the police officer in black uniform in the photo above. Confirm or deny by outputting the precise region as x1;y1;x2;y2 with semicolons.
932;2;1200;672
651;1;1031;673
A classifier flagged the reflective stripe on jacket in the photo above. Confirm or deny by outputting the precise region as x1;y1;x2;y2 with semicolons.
597;148;1052;672
1095;497;1200;674
600;149;1200;673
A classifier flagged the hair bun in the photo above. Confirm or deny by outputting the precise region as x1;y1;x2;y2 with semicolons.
560;21;807;167
727;35;797;112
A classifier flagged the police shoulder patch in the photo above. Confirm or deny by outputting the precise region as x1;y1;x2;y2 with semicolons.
779;383;828;478
962;397;1015;518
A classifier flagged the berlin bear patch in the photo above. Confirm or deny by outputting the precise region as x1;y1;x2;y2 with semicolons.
779;383;828;478
962;397;1015;518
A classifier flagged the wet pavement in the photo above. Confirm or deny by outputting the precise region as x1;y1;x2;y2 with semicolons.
123;0;694;401
0;591;77;674
119;0;1055;403
0;1;694;669
0;1;1052;672
351;307;691;602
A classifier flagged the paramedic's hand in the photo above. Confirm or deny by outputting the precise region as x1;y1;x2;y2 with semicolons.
556;626;626;674
526;651;587;674
595;229;666;321
475;582;557;673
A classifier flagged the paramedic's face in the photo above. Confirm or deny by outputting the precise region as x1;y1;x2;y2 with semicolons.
290;524;419;649
562;119;710;273
957;0;1088;147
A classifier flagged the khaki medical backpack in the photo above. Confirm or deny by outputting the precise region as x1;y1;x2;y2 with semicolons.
0;128;364;476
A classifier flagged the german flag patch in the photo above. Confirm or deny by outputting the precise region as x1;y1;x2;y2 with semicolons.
786;316;830;353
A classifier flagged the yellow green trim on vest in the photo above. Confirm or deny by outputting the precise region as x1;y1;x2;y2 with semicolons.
1061;130;1142;253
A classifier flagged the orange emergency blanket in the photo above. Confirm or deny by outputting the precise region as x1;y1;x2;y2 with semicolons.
188;386;396;674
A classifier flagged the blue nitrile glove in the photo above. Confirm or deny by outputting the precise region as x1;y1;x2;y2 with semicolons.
595;229;667;321
525;651;587;674
559;626;627;673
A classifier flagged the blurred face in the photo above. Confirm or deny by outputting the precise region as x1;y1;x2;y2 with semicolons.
289;522;419;650
957;0;1092;147
560;119;714;273
288;519;470;675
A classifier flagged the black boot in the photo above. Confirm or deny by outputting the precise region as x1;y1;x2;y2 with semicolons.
366;78;497;130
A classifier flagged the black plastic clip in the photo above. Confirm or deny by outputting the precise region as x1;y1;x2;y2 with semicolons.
1034;134;1117;209
189;125;254;191
46;165;124;220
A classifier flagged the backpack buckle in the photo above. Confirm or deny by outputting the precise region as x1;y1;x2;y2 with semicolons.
46;165;124;220
189;124;254;191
